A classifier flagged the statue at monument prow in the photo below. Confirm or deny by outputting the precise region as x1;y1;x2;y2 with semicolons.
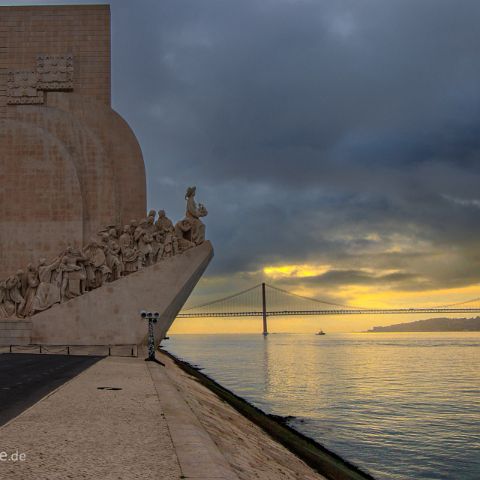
0;188;209;321
172;187;209;252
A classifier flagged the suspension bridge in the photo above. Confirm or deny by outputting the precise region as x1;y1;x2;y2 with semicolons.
177;283;480;334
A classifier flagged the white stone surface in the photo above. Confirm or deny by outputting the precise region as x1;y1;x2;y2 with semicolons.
30;241;213;346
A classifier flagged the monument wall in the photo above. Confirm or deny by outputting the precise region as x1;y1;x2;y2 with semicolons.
0;5;146;279
30;241;214;347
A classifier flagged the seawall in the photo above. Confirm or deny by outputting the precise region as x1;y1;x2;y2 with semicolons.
0;348;374;479
160;350;375;480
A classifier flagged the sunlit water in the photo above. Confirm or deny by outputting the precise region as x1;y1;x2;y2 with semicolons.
163;332;480;480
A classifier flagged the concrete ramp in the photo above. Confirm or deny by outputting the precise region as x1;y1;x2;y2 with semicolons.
30;241;213;346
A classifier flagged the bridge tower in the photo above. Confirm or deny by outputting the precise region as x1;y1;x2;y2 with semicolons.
262;282;268;335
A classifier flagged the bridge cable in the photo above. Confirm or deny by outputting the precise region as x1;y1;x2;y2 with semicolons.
182;283;262;311
265;283;370;310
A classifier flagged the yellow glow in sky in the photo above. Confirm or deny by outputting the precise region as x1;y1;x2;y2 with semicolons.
169;262;480;334
263;263;330;279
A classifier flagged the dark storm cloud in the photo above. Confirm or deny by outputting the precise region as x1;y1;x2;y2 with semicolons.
8;0;480;300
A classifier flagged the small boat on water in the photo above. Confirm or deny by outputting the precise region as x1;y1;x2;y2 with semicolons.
316;330;326;335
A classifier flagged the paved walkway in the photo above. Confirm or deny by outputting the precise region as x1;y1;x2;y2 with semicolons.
0;356;181;480
0;353;324;480
0;354;242;480
0;353;102;427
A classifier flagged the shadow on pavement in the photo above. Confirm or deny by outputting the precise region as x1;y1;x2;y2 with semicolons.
0;353;103;426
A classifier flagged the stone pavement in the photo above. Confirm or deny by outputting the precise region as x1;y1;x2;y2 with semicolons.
147;360;239;480
0;354;240;480
0;353;102;427
0;353;324;480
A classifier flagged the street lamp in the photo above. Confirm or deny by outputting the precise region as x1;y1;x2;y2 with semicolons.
140;310;164;364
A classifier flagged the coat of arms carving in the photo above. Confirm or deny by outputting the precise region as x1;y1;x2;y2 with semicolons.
7;71;44;105
36;54;74;90
6;54;74;105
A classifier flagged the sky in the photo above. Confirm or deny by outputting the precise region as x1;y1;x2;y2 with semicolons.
5;0;480;333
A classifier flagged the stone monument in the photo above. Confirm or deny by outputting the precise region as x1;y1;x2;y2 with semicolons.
0;5;146;279
0;5;213;347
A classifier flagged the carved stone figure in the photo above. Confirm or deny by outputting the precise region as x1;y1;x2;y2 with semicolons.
59;247;88;299
144;214;161;263
83;238;111;289
0;281;8;319
1;189;208;318
145;214;157;234
105;230;122;281
156;210;174;234
119;225;138;275
135;219;154;267
175;218;196;252
185;186;208;245
152;231;165;263
31;257;62;313
162;232;179;258
129;220;138;237
18;264;40;317
6;271;24;316
147;209;156;223
172;235;179;256
58;257;82;302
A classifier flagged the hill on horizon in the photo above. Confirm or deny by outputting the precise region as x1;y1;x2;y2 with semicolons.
367;316;480;332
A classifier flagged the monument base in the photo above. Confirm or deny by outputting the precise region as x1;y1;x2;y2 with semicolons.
27;242;213;347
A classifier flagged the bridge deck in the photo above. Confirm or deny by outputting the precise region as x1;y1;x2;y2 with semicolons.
177;308;480;318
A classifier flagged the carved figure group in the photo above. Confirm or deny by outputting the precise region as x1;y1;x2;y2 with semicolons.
0;187;208;320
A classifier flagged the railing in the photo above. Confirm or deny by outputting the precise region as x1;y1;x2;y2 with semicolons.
1;344;138;357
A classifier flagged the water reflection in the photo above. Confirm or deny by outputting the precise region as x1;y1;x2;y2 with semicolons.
263;334;272;397
163;332;480;480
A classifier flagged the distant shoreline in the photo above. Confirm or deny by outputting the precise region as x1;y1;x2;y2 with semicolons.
366;316;480;333
366;329;480;333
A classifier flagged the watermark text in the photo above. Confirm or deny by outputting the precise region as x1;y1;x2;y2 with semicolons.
0;450;26;462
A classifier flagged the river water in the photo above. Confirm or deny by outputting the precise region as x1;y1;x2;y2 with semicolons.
163;332;480;480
